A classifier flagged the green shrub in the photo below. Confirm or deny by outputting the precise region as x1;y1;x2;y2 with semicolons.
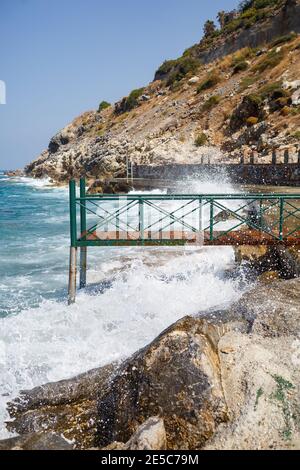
156;59;178;76
254;0;281;9
247;93;263;106
252;48;284;73
290;106;300;116
98;101;111;113
292;130;300;139
224;18;243;33
202;95;221;111
166;56;200;86
125;88;145;111
271;33;297;48
194;133;208;147
239;0;280;11
258;81;283;99
156;56;200;85
239;76;256;91
233;61;249;74
169;80;183;92
240;7;258;19
197;73;219;93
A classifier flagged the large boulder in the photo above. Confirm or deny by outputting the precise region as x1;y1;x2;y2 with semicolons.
6;363;116;449
230;95;265;132
233;278;300;338
0;432;73;451
3;278;300;450
96;315;238;450
103;416;167;450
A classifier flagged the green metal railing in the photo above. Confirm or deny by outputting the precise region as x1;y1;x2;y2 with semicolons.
67;178;300;303
69;179;300;247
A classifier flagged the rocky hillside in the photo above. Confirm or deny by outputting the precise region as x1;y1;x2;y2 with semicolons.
25;0;300;186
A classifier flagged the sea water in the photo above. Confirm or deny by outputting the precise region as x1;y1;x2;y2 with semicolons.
0;172;248;438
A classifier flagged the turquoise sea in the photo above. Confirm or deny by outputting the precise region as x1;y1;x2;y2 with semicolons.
0;172;247;438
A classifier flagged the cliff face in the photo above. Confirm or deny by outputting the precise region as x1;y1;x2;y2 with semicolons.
25;0;300;184
198;0;300;64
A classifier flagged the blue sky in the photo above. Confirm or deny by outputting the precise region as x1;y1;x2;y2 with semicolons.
0;0;240;169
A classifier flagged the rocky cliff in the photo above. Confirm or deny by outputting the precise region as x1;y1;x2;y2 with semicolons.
25;0;300;186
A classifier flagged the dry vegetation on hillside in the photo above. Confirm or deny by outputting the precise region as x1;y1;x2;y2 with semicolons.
25;0;300;183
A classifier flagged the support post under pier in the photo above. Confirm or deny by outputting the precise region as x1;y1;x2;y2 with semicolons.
79;178;87;289
80;246;87;289
68;246;77;305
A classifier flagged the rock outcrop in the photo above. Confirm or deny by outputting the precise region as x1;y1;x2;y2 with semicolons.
24;2;300;184
6;363;116;449
4;277;300;450
96;315;235;450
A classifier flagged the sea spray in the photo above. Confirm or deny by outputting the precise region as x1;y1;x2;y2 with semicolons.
0;173;249;438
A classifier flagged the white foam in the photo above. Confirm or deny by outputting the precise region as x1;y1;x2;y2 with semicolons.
0;245;244;439
0;175;250;439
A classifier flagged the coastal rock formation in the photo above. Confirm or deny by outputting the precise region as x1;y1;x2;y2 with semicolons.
103;417;167;451
4;277;300;450
6;363;116;449
234;245;300;279
96;315;234;450
0;432;73;451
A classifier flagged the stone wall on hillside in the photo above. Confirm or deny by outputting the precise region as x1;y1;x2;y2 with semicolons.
133;162;300;186
198;1;300;64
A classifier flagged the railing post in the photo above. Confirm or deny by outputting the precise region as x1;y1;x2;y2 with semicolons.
259;198;263;230
279;198;284;241
79;178;87;289
199;198;203;232
139;197;144;244
68;180;77;304
210;199;214;241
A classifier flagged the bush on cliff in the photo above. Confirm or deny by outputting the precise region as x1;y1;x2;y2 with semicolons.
230;94;265;130
197;72;220;93
271;33;297;48
194;133;208;147
166;57;201;87
155;56;201;85
252;48;285;73
115;88;145;114
233;61;249;74
202;95;222;112
98;101;111;113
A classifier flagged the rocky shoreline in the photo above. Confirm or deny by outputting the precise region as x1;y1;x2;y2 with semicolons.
1;247;299;451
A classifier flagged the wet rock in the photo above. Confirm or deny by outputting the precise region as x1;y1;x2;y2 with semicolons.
96;316;231;449
232;278;300;338
102;417;167;451
4;169;24;177
87;179;103;194
234;245;300;279
214;209;233;222
0;432;73;450
125;416;166;450
6;363;116;449
258;270;280;284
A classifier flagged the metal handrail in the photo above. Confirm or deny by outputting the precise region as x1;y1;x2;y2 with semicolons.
67;178;300;304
